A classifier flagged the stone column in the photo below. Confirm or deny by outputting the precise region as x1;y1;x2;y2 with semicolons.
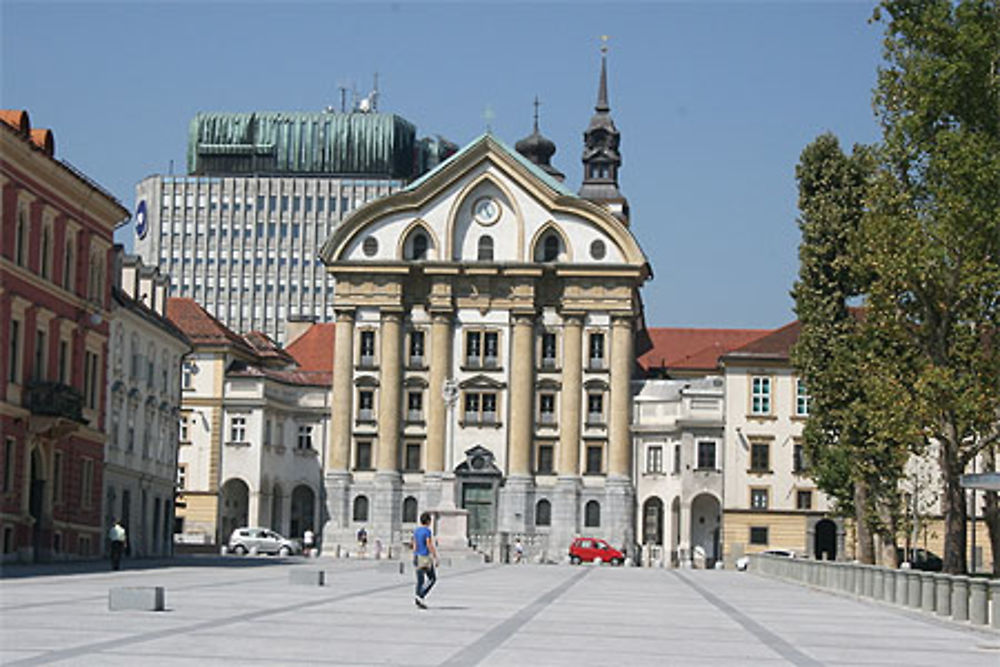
558;314;583;477
373;310;403;542
968;578;988;626
376;311;403;472
950;575;969;622
605;315;635;553
920;572;936;611
323;309;355;552
426;312;452;475
934;574;952;616
507;312;535;477
328;309;355;472
499;311;535;534
906;570;921;609
678;502;692;567
553;314;583;549
608;315;634;478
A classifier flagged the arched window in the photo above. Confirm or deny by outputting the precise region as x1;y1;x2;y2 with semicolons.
584;500;601;527
477;235;494;261
543;235;560;262
352;495;369;522
535;499;551;527
402;496;418;523
412;233;428;260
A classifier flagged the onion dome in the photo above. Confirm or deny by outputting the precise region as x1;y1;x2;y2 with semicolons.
515;97;565;182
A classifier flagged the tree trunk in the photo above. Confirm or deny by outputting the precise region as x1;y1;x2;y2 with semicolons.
854;482;875;564
982;449;1000;575
939;437;968;575
877;503;898;568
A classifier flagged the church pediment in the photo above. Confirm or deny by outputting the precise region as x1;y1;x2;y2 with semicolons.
319;134;649;274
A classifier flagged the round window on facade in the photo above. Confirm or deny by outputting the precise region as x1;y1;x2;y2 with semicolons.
590;239;606;260
362;236;378;257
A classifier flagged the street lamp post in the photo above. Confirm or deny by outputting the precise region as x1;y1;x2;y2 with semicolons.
441;378;458;509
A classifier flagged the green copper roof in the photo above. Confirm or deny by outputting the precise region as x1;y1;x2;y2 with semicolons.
403;133;576;198
188;111;422;178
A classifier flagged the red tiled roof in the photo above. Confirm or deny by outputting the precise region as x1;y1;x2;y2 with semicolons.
228;365;332;387
243;330;296;365
285;323;335;373
0;109;29;135
723;320;801;362
166;298;254;355
639;327;771;372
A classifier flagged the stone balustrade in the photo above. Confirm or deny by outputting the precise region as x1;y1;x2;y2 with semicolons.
748;554;999;630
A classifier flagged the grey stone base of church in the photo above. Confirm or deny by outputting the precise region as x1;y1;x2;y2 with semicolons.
321;471;635;562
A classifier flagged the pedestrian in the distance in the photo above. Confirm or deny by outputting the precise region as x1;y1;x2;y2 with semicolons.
108;519;127;571
303;528;315;557
412;512;439;609
514;537;524;564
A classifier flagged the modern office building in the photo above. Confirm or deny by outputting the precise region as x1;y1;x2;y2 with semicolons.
134;110;455;343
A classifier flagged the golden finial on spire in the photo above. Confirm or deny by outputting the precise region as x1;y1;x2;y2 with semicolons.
600;34;610;55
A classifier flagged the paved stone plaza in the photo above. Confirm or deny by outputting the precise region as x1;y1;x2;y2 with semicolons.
1;557;997;666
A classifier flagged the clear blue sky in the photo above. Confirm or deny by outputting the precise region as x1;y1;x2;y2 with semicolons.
1;1;884;329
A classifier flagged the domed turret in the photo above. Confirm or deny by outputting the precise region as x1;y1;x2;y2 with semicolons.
515;97;565;182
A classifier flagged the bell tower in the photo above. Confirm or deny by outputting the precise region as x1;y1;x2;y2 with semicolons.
579;38;629;223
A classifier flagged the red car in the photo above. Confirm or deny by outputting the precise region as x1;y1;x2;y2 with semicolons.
569;537;625;565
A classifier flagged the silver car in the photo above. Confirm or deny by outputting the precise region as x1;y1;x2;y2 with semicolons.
228;527;301;556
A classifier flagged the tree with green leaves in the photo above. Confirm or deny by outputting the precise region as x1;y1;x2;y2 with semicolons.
791;134;910;565
864;0;1000;574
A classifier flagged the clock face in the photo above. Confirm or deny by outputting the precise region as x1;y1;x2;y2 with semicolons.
472;197;500;225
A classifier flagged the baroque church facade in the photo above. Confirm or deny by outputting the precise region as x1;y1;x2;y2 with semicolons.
319;54;651;557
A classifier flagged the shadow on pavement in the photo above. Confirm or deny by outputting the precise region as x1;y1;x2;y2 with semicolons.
0;554;308;580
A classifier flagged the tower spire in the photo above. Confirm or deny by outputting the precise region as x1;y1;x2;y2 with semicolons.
515;96;565;182
579;36;629;224
596;35;610;112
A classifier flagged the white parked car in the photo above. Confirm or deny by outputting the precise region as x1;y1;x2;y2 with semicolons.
228;527;301;556
736;548;797;571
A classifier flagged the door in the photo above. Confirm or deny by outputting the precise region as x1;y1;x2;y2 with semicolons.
815;519;837;560
462;483;494;534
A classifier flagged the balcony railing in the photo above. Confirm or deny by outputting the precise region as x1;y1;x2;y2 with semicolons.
26;381;85;423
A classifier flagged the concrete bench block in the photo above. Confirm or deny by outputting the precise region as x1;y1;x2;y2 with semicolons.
289;570;326;586
894;569;908;606
109;587;165;612
906;571;921;609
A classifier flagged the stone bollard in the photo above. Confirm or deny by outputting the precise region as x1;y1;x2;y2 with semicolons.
855;564;866;596
934;574;952;617
920;572;936;612
906;571;921;609
289;570;325;586
864;565;876;598
950;576;969;622
895;568;908;606
883;568;896;604
873;568;885;601
109;587;165;611
968;579;988;626
991;581;1000;630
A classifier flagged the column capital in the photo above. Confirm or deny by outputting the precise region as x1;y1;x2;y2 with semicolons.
510;310;537;327
430;311;454;325
559;311;585;326
334;308;356;323
611;313;634;328
380;310;404;324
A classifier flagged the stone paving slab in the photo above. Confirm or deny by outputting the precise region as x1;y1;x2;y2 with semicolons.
0;557;997;666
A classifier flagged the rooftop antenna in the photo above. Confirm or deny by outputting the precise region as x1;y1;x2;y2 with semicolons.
338;85;348;113
371;72;379;112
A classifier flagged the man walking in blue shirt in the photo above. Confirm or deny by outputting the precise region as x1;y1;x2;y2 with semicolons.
413;512;439;609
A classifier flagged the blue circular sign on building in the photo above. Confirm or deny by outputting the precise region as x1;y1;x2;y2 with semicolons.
135;200;148;240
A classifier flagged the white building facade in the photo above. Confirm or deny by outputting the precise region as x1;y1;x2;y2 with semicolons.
105;252;190;558
633;377;725;568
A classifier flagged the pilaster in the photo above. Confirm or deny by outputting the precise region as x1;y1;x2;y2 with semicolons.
558;313;583;476
426;312;452;473
507;312;535;477
608;314;633;478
